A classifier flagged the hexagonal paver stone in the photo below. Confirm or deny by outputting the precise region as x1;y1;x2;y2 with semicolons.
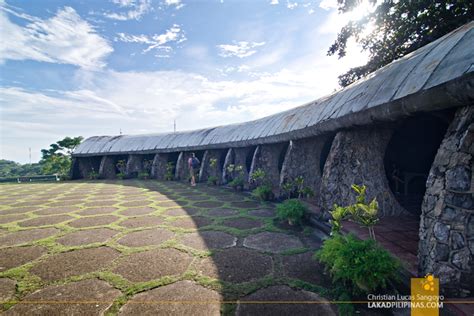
56;228;119;246
5;279;121;315
195;248;272;283
77;207;119;216
222;218;264;229
193;201;224;208
47;201;83;207
34;206;81;216
248;209;276;218
30;247;120;282
282;252;332;286
206;208;239;217
84;200;119;207
119;200;152;208
117;228;174;247
230;201;261;209
120;207;156;216
164;208;199;217
0;214;29;224
167;217;213;229
119;216;164;229
0;228;59;247
243;232;304;254
0;207;39;215
157;201;188;208
0;278;16;303
18;215;74;227
120;280;221;316
180;231;237;251
236;285;335;316
0;246;46;272
68;215;120;228
113;248;192;282
215;194;242;202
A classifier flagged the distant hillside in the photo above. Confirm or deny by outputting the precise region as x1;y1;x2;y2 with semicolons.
0;159;43;178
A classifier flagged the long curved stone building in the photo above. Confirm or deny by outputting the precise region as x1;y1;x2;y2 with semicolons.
72;22;474;295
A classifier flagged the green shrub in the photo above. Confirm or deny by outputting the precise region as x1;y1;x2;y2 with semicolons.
207;175;218;185
138;171;150;180
89;169;99;180
315;234;400;295
229;177;244;190
116;172;125;180
165;162;174;181
276;199;307;225
251;184;274;201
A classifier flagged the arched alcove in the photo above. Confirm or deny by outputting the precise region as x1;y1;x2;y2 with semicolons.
319;134;335;175
384;112;453;215
278;142;290;174
245;146;257;173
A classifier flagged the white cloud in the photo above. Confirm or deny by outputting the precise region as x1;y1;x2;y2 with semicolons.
270;0;279;4
164;0;184;10
0;6;112;69
115;24;186;57
104;0;151;20
319;0;338;10
287;1;298;9
217;41;266;58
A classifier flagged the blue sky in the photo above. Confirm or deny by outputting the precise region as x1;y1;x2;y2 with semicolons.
0;0;369;163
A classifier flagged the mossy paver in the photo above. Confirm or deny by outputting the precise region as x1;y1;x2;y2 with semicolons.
120;206;156;216
236;285;335;316
56;228;119;246
18;215;74;227
243;232;304;254
248;209;276;217
34;206;81;216
0;228;59;247
119;280;222;315
113;248;193;282
0;278;16;303
0;214;29;224
118;216;164;229
193;201;224;208
167;216;213;229
77;207;119;216
117;228;174;247
195;248;272;283
163;208;199;216
179;231;237;250
4;279;121;315
230;201;261;209
30;247;120;282
282;252;331;285
0;180;333;314
206;208;239;217
68;215;120;228
222;218;264;229
0;246;46;272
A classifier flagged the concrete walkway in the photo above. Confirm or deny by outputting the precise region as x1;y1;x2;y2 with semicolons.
0;180;335;315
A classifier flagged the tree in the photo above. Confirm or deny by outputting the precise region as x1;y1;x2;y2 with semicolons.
40;136;83;178
329;0;473;87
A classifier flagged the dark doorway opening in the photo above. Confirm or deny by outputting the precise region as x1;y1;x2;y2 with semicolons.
112;155;128;175
319;134;336;175
167;152;180;176
246;146;257;173
384;111;453;216
278;142;290;173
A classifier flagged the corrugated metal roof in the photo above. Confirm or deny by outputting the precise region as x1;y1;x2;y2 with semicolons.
74;22;474;156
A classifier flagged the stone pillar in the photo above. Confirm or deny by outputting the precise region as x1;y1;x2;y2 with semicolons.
419;105;473;297
320;127;407;217
70;157;79;179
199;149;226;184
125;155;143;178
222;148;234;184
235;147;255;189
99;156;116;179
249;143;288;192
279;136;329;198
175;152;196;181
151;153;168;180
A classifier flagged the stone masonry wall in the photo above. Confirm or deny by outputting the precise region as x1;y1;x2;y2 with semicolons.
250;143;288;193
280;136;329;198
199;149;226;184
151;153;168;180
125;155;143;178
99;156;116;179
419;105;473;297
320;127;407;217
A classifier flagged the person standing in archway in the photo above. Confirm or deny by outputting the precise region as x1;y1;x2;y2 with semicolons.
188;153;200;187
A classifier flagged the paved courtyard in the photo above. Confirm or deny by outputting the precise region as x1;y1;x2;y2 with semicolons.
0;180;335;315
